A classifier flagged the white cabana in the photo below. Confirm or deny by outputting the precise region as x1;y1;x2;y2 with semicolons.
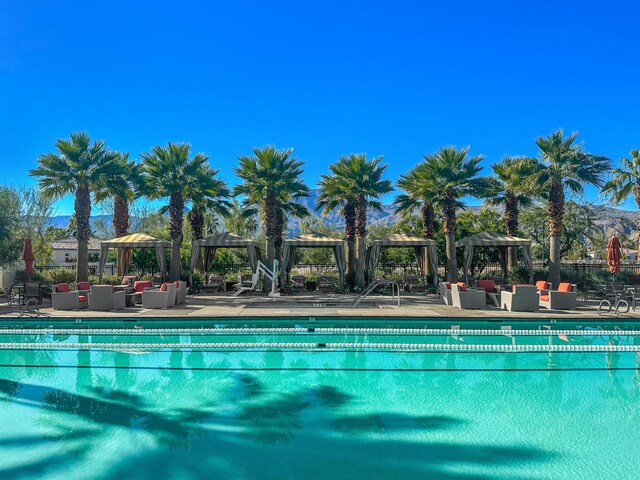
365;234;439;285
455;232;533;283
280;234;346;284
189;232;261;282
98;233;171;281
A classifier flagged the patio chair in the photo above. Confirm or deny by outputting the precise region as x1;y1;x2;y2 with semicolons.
539;282;577;310
151;274;163;287
290;275;306;293
450;282;486;309
202;275;224;293
404;275;426;293
318;276;334;293
535;280;551;295
174;281;187;305
142;282;176;309
88;285;125;311
51;283;88;310
501;284;539;312
113;275;139;292
233;273;259;296
476;279;500;306
438;282;452;305
23;282;43;305
77;281;91;294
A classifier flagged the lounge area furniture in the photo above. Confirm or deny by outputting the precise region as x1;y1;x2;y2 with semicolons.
451;282;486;309
131;280;153;305
318;276;334;293
539;282;577;310
88;285;125;311
438;282;452;305
113;275;139;292
290;275;306;293
142;282;176;309
501;284;539;312
77;281;91;294
404;275;426;293
51;283;88;310
476;279;500;306
202;275;224;293
174;281;187;305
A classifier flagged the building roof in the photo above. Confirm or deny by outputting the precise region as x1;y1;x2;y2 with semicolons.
51;237;101;251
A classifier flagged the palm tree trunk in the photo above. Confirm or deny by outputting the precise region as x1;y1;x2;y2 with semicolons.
274;205;284;262
505;193;518;270
113;196;129;238
169;192;184;281
344;200;356;288
635;182;640;231
190;206;205;271
355;196;367;288
74;186;91;282
548;181;564;287
264;193;277;291
421;203;435;278
442;198;457;282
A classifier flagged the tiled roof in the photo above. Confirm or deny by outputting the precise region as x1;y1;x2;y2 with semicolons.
51;237;102;251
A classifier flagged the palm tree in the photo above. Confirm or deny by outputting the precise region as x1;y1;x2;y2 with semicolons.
524;130;610;286
95;152;138;238
234;146;309;283
427;147;491;282
485;156;536;269
602;149;640;229
184;166;231;241
30;132;118;282
224;200;258;238
138;142;225;281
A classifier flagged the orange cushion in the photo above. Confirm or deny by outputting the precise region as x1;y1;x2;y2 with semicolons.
558;282;572;292
477;280;495;292
540;294;549;301
133;280;152;293
175;281;180;287
78;295;88;302
56;283;71;293
77;281;90;290
160;282;169;292
536;281;548;290
444;282;451;289
456;282;467;292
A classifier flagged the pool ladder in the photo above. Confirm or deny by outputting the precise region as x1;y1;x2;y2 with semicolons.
353;280;401;308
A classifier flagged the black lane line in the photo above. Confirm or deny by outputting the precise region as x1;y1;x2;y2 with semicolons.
0;364;636;372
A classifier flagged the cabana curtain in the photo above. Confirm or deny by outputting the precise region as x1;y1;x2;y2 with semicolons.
99;233;170;281
365;234;438;285
279;234;346;284
189;232;261;282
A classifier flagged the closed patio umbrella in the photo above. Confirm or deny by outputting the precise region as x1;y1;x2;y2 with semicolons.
22;237;35;275
607;236;622;277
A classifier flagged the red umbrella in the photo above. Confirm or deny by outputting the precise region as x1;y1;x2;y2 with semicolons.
607;236;621;274
22;237;35;275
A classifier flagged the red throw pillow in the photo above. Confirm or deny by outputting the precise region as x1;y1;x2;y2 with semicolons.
160;283;169;292
477;280;495;292
175;281;180;287
558;282;573;292
134;280;152;293
444;282;452;289
77;281;90;290
540;294;550;301
535;280;548;290
78;295;88;302
56;283;71;293
456;282;467;292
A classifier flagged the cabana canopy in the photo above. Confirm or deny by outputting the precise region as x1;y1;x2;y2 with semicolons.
99;233;171;281
280;233;346;283
455;232;533;282
366;234;438;285
189;232;260;281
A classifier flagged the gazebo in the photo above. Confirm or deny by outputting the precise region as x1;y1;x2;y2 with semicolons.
98;233;171;281
455;232;533;283
365;234;439;285
189;232;261;282
280;233;346;284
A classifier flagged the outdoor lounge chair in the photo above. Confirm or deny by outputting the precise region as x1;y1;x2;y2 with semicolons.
113;275;139;292
539;282;577;310
202;275;224;293
318;276;334;293
23;282;43;305
233;273;258;296
438;282;452;305
88;285;125;311
142;282;176;309
501;285;539;312
404;275;426;293
174;281;187;305
290;275;306;293
51;283;88;310
450;282;486;309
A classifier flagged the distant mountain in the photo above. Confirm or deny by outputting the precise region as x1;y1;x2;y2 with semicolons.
47;215;112;229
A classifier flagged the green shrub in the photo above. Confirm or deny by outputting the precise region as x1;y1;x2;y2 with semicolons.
88;274;121;286
41;268;76;285
189;271;204;294
14;269;44;283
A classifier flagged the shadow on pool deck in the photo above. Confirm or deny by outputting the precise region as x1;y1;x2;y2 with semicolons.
0;374;556;480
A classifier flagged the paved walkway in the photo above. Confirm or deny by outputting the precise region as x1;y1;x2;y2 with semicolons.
0;291;636;321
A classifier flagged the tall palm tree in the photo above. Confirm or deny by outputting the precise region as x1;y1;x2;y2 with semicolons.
138;142;225;281
427;147;491;282
184;166;231;241
318;154;392;288
524;130;610;286
30;132;118;282
224;200;258;238
485;156;536;269
602;149;640;229
234;146;309;283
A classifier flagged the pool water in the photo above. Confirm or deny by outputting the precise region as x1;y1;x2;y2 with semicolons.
0;318;639;479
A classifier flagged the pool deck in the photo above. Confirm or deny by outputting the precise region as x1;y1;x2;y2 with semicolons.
0;291;637;320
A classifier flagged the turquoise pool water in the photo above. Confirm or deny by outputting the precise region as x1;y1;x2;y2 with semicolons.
1;318;639;479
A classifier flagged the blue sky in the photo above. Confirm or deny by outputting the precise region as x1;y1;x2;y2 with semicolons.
1;0;639;215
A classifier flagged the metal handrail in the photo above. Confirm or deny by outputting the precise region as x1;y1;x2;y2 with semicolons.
353;280;400;308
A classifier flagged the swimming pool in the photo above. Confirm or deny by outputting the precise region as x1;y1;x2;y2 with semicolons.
1;317;639;479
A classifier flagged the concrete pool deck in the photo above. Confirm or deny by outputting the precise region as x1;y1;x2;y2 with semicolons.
0;291;637;320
